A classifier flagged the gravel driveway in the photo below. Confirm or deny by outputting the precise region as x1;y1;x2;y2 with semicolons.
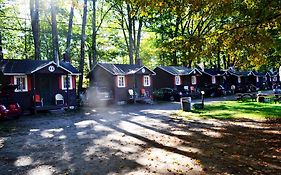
0;96;280;175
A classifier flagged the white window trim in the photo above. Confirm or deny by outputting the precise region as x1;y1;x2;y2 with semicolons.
143;75;151;87
62;75;73;90
238;76;241;83
273;76;277;81
14;75;28;92
191;76;197;85
175;76;181;85
256;76;259;83
117;76;126;88
212;76;216;84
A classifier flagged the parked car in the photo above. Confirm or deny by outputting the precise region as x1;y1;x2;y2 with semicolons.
199;84;226;97
153;88;189;101
0;85;22;119
80;86;113;106
235;84;257;93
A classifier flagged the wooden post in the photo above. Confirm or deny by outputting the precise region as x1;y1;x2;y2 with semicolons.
32;74;37;114
133;74;136;103
66;74;69;109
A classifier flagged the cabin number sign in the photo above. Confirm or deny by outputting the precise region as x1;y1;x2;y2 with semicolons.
48;65;55;72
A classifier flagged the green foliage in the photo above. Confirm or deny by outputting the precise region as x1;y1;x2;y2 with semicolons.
129;0;281;70
0;0;280;74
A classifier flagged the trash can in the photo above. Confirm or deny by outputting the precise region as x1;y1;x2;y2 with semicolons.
181;97;192;112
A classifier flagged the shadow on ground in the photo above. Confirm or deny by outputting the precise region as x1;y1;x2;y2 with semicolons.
0;103;280;175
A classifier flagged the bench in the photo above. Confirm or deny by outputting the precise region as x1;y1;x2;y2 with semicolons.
236;93;257;102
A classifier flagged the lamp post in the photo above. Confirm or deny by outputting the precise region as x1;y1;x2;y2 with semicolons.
201;91;205;109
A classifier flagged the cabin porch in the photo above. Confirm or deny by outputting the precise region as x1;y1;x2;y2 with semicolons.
31;73;76;112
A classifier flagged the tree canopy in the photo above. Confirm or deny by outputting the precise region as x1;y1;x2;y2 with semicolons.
0;0;280;79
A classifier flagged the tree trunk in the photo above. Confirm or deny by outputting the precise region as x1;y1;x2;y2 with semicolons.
182;52;187;66
222;54;227;70
51;2;59;64
172;17;180;66
173;51;177;65
186;47;192;68
209;59;213;68
217;46;221;70
65;2;74;58
78;0;88;94
91;0;97;69
127;4;134;64
0;30;3;60
188;60;192;68
135;19;142;66
30;0;40;60
227;52;231;68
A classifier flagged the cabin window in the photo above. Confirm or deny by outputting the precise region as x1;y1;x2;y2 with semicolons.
273;76;277;81
62;75;73;90
14;76;28;92
143;75;150;87
191;76;197;85
256;76;259;82
212;76;216;84
117;76;125;88
238;76;241;83
175;76;181;85
264;77;267;82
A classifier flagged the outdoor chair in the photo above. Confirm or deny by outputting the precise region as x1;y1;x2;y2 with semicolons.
55;94;64;105
128;89;139;102
141;88;146;97
34;94;43;107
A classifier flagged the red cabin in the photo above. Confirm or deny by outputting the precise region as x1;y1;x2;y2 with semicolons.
0;59;79;113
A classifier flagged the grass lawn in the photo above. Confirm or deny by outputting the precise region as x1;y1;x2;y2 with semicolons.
177;101;281;120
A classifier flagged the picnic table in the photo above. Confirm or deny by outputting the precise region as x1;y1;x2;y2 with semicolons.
236;93;257;102
256;93;275;103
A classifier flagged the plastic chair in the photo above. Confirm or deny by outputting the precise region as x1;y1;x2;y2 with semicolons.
128;89;134;96
34;94;43;107
55;94;64;105
141;88;147;97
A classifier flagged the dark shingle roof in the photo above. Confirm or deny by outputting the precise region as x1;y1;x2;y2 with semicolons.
156;66;197;75
200;68;226;76
250;71;266;77
0;59;79;74
59;61;79;74
266;71;278;77
95;63;154;75
227;69;251;77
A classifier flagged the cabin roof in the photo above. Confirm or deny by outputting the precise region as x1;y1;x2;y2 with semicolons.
266;71;278;77
59;61;79;74
227;69;251;77
92;63;155;75
250;71;266;77
155;66;200;76
0;59;79;75
199;68;226;76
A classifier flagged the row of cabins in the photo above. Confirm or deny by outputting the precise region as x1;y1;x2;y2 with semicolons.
90;63;280;103
0;59;280;112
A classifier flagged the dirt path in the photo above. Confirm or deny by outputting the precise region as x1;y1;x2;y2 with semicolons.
0;102;280;175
